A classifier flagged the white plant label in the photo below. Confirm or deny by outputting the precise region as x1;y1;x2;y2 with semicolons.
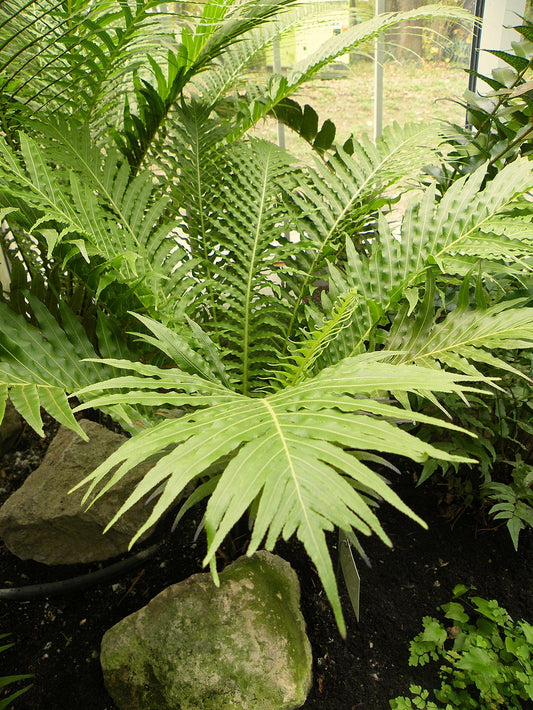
338;529;360;621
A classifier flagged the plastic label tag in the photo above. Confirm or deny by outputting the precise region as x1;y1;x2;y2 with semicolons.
338;529;360;621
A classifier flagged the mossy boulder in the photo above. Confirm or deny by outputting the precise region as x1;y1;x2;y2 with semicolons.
100;551;313;709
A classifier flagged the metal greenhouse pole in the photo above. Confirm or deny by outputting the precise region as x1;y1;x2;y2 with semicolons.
373;0;385;140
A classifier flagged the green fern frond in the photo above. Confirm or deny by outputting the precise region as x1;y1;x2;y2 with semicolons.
131;313;231;388
287;6;471;89
281;122;444;346
274;288;360;388
0;128;195;324
72;353;480;635
386;275;533;379
193;6;309;106
0;0;177;132
178;138;303;394
93;0;300;164
0;296;154;435
232;5;472;135
320;159;533;362
0;301;99;436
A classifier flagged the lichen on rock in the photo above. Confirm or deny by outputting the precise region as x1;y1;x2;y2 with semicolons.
100;551;313;709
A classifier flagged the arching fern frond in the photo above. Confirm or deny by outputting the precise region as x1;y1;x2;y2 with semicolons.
0;0;300;149
0;128;195;324
192;4;310;106
72;353;480;636
231;5;472;136
0;0;177;135
319;159;533;363
92;0;301;165
280;121;444;346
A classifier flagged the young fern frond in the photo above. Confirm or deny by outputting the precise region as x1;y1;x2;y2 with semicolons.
131;313;232;388
72;354;480;636
273;288;360;389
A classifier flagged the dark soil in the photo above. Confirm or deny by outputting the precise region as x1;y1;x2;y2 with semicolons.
0;417;532;710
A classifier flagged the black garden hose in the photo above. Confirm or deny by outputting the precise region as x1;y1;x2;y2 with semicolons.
0;542;162;600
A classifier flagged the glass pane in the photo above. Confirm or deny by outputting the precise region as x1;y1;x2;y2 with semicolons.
249;0;475;158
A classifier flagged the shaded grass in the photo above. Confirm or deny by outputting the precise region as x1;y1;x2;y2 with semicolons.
251;60;467;158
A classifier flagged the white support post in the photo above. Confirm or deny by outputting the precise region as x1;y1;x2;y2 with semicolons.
373;0;385;141
477;0;527;83
273;37;286;150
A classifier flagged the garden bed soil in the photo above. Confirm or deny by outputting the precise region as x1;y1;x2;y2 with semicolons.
0;416;532;710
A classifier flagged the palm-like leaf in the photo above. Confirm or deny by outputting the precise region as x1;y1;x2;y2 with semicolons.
73;354;478;634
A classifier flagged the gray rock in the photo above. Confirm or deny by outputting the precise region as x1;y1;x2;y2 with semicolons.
0;401;23;454
0;419;155;564
101;551;313;710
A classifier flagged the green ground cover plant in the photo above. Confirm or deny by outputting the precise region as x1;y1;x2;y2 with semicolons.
1;0;533;638
390;585;533;710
